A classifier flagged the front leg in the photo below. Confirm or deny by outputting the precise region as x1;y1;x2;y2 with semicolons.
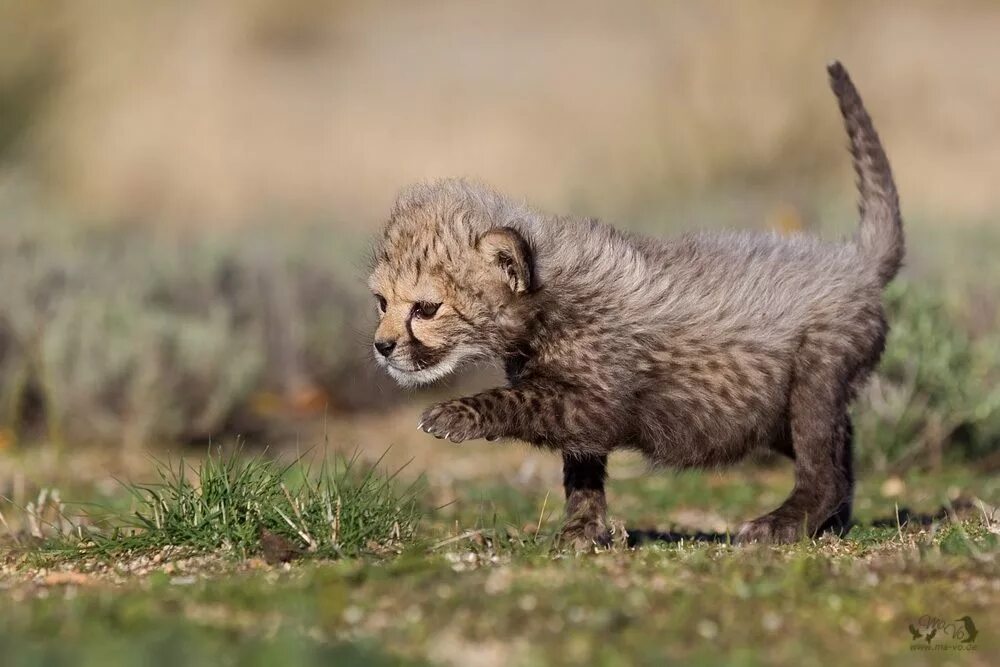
560;453;611;550
419;381;600;445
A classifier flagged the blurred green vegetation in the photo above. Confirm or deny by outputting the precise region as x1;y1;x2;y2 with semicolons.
855;282;1000;470
1;208;997;469
1;615;420;667
0;199;394;450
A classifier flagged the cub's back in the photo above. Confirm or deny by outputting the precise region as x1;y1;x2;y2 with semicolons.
647;230;874;336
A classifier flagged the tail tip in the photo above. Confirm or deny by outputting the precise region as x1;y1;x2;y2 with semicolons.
826;60;846;79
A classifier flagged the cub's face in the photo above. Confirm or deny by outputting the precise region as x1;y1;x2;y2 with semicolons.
368;222;532;388
368;261;486;387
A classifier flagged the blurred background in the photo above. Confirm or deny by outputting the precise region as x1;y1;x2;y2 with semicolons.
0;0;998;486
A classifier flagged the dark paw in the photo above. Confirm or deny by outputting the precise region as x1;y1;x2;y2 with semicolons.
418;400;484;443
736;515;807;545
559;516;612;551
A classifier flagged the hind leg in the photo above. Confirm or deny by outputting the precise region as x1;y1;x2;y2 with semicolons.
817;414;854;536
738;344;856;544
766;412;855;536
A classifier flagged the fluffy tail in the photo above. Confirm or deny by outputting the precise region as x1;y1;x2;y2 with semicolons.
827;61;904;286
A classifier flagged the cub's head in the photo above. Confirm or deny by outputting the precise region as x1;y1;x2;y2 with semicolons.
368;180;534;387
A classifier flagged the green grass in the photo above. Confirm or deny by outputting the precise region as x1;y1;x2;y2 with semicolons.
2;459;997;667
34;450;421;562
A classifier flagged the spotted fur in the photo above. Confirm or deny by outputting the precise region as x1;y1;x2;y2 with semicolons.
368;62;903;545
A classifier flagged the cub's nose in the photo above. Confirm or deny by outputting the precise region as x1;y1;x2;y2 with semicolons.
374;339;397;358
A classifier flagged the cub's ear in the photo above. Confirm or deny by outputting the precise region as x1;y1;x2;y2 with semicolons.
477;227;532;294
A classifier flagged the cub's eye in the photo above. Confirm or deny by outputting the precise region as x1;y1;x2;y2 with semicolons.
375;294;387;313
414;302;441;319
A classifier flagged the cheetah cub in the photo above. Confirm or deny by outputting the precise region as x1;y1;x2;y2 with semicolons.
368;63;902;546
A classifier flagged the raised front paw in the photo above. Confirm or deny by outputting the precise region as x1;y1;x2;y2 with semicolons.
418;400;485;443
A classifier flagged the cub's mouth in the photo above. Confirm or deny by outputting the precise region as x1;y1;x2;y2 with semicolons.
385;362;449;388
378;345;481;388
